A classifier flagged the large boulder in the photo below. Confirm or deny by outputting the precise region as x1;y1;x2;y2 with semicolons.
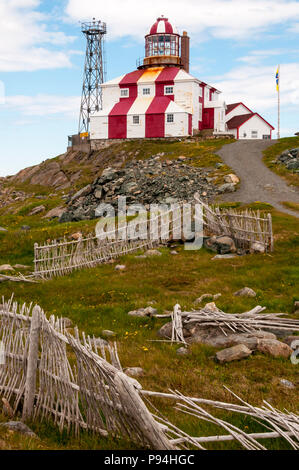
234;287;257;297
216;344;252;363
256;339;292;358
204;235;236;254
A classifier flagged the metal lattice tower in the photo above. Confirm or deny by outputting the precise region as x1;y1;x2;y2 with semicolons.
79;19;107;134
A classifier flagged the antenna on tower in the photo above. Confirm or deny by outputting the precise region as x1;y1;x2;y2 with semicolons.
79;18;107;134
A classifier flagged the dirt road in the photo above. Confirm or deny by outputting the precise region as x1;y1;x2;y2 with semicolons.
217;140;299;218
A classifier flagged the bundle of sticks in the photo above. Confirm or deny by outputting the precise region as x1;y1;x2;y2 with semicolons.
177;305;299;337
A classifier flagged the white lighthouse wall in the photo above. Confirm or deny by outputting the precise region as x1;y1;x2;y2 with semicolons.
102;85;121;110
127;114;146;138
90;115;109;140
165;112;189;137
174;81;193;114
238;115;272;139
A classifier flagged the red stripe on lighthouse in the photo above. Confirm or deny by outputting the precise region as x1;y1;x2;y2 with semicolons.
108;99;135;139
155;67;180;98
145;96;171;138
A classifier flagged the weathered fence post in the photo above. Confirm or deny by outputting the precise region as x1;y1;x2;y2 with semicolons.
33;243;38;275
22;306;41;421
267;213;274;252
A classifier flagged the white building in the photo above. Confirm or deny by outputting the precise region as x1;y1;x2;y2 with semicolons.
90;17;274;142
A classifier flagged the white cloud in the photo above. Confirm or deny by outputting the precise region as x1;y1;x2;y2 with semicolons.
288;22;299;33
65;0;299;41
238;49;299;65
211;63;299;113
4;94;80;118
0;0;76;71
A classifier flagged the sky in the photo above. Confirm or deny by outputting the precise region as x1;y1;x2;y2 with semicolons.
0;0;299;176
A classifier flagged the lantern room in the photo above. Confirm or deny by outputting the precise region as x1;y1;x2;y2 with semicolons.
141;16;183;69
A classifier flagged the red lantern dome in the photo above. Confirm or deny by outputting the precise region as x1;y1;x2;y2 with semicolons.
149;16;178;35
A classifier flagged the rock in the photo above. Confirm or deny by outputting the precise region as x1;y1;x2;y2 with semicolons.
124;367;144;377
212;254;237;260
205;235;236;254
279;379;295;389
128;306;157;317
70;232;83;241
115;264;126;271
145;249;162;256
43;206;65;219
13;264;30;270
102;330;116;338
293;300;299;313
157;322;172;339
250;242;265;253
203;302;220;313
283;336;299;348
0;227;7;232
0;421;38;438
94;188;103;199
70;184;92;202
215;162;224;169
176;347;190;356
263;328;294;339
224;174;239;184
257;339;292;358
234;287;257;297
217;183;236;193
28;205;46;216
170;250;178;255
216;344;252;363
0;264;14;272
21;225;31;231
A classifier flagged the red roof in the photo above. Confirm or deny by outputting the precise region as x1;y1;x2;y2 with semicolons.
227;113;274;130
226;102;253;115
226;103;241;114
149;17;176;35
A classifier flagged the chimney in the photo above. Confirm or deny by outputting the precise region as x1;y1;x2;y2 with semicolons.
181;31;190;73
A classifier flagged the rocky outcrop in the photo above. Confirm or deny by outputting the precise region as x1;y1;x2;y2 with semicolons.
276;148;299;171
59;156;234;223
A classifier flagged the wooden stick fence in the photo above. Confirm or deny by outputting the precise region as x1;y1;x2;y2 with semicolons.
195;195;274;253
1;297;297;449
0;297;177;449
33;198;274;279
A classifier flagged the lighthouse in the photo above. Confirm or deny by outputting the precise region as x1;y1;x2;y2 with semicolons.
89;16;273;143
138;16;189;72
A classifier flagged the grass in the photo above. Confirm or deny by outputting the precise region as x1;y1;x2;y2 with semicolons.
282;201;299;212
263;137;299;187
0;199;298;450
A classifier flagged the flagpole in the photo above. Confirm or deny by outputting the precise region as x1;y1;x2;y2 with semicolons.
277;64;280;139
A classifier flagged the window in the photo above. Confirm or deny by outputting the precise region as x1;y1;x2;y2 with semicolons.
164;86;174;95
204;87;210;101
199;103;203;121
143;88;150;95
167;114;174;123
251;130;258;138
120;88;129;97
199;87;203;97
133;115;140;124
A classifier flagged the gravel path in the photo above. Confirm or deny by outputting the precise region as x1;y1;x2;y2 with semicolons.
217;140;299;218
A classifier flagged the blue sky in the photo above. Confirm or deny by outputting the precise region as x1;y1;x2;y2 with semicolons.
0;0;299;176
